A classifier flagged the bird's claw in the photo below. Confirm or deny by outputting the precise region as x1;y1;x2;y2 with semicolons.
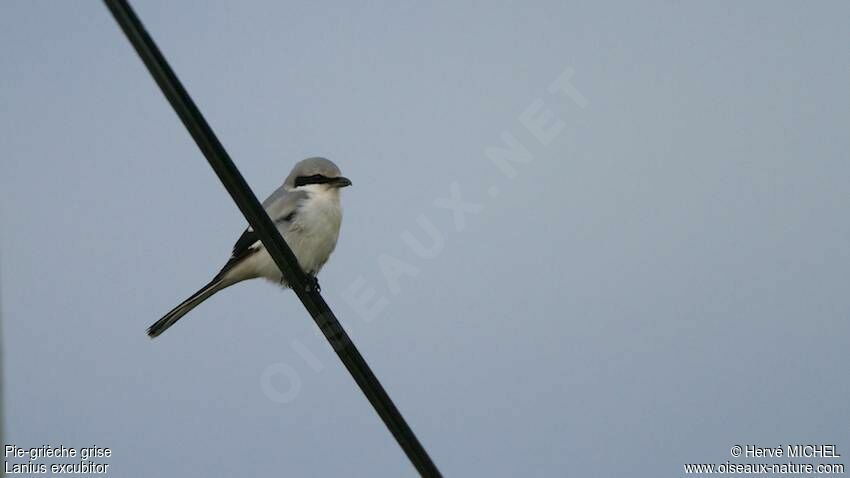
304;276;321;293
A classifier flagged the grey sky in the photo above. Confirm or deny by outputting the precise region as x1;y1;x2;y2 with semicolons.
2;1;849;476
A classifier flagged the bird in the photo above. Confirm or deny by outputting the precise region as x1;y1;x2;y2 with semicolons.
147;157;351;338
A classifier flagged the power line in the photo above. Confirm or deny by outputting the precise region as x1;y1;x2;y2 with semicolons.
102;1;440;475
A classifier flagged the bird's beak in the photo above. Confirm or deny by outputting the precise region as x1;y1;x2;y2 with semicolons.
332;176;352;188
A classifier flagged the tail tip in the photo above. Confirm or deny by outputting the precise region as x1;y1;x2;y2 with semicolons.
146;321;166;338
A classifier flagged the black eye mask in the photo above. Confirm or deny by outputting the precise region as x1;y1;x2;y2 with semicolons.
293;174;335;187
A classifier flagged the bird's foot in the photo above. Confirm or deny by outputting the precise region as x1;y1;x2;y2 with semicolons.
304;276;321;293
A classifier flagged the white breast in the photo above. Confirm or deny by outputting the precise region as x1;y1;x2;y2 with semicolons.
223;185;343;286
284;186;343;276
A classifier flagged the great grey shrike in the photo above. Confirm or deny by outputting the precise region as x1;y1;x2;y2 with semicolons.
147;157;351;338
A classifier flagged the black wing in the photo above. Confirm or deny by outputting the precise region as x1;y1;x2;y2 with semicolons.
210;227;260;279
231;227;259;260
215;189;305;277
219;209;298;275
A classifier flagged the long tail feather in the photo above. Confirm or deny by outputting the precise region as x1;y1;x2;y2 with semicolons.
147;278;227;338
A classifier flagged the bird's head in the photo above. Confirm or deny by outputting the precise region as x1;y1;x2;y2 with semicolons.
284;157;352;192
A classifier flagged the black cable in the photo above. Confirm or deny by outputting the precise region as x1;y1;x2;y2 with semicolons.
102;1;441;475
